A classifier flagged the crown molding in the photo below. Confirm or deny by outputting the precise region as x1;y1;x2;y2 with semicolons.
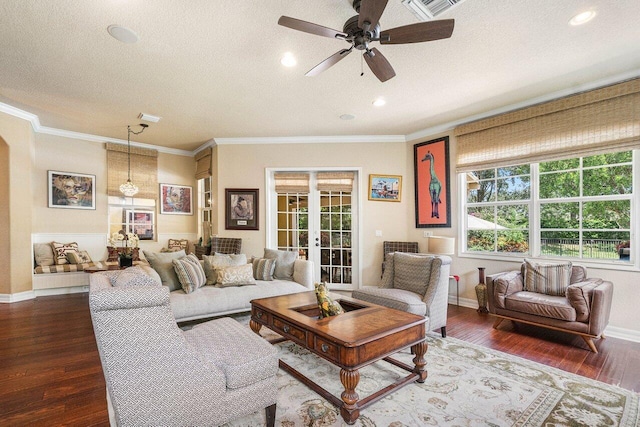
0;102;42;130
213;135;406;145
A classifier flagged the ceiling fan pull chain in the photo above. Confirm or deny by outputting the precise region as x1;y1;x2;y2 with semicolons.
360;54;364;76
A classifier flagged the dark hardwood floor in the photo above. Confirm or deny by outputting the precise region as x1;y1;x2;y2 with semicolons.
1;294;638;426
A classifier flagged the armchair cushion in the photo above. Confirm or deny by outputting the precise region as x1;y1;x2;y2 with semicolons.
393;252;433;296
523;259;572;296
352;287;426;316
505;291;576;322
566;279;603;322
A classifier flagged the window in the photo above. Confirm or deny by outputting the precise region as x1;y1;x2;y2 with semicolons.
198;177;213;239
463;150;634;263
108;197;156;241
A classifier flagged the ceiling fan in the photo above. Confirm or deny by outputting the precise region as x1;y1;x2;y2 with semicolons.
278;0;454;82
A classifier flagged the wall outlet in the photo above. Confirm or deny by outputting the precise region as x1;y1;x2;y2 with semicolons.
375;230;383;237
423;231;433;238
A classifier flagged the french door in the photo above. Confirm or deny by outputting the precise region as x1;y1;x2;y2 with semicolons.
269;170;359;289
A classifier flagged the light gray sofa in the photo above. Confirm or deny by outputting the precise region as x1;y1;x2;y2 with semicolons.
487;264;613;353
88;266;278;426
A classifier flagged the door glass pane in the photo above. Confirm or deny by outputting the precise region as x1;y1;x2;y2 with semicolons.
276;193;309;259
319;191;352;285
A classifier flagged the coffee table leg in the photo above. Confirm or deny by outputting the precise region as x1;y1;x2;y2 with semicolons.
339;369;360;425
249;319;262;335
411;340;428;383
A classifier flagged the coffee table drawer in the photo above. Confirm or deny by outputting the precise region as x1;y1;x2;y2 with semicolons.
314;337;338;360
273;318;306;342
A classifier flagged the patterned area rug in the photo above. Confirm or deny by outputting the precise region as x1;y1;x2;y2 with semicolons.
222;316;640;427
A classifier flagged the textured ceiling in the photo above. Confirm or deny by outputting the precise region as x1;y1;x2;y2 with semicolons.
1;0;640;151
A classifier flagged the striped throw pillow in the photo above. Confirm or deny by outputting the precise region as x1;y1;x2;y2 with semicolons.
172;254;206;294
523;259;572;296
252;258;276;281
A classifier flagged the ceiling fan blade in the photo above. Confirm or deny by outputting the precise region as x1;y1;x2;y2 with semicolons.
364;48;395;82
306;49;352;77
358;0;388;31
380;19;454;44
278;16;347;39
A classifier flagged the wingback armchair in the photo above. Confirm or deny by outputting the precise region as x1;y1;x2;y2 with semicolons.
89;267;278;426
353;252;451;337
487;262;613;353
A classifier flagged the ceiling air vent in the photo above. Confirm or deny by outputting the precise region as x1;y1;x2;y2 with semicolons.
401;0;466;21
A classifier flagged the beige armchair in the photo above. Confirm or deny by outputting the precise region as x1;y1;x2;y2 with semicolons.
353;252;451;337
487;263;613;353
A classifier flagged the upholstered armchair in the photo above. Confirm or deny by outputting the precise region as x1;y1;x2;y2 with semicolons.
487;262;613;353
89;267;277;426
353;252;451;337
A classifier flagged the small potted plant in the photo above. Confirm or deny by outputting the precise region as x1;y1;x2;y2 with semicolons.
109;232;139;267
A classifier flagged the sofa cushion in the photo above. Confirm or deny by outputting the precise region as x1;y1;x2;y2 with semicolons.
392;252;433;296
203;253;247;285
505;291;576;322
264;248;297;280
523;259;572;296
566;279;603;322
216;264;256;287
34;243;56;266
144;250;186;291
173;254;206;294
51;241;79;265
252;258;276;281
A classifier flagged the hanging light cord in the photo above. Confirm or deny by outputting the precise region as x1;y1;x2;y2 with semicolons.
127;124;148;180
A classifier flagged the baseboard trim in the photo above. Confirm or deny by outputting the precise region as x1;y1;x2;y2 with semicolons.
0;290;37;303
34;286;88;297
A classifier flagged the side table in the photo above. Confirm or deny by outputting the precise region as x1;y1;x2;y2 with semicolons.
450;275;460;306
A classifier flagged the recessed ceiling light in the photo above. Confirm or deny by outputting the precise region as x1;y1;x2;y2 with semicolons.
373;97;386;107
340;114;356;120
280;52;297;67
107;25;139;43
569;10;596;26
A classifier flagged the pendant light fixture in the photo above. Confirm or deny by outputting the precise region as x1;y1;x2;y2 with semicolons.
120;123;148;197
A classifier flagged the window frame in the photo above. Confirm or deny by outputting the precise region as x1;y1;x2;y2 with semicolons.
458;150;638;271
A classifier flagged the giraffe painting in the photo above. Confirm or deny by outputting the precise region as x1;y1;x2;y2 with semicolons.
421;151;442;218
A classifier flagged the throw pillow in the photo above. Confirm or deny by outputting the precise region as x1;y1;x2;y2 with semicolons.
523;259;572;296
168;238;189;250
51;241;79;265
173;254;206;294
264;248;297;280
143;249;186;291
252;258;276;281
314;282;343;318
67;250;92;264
34;243;55;266
203;253;247;285
392;252;434;296
216;264;256;287
110;266;162;288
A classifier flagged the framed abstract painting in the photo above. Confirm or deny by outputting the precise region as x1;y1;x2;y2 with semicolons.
225;188;259;230
48;170;96;210
160;184;193;215
414;136;451;228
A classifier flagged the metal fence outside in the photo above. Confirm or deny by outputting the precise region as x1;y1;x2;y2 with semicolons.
540;238;622;259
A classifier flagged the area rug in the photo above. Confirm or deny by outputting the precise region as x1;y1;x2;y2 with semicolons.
221;316;640;427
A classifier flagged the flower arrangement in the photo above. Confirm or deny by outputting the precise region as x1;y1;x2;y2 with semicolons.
109;232;139;258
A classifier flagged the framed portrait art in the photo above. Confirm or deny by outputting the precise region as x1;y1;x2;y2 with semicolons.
414;136;451;228
368;174;402;202
48;170;96;210
225;188;258;230
160;184;193;215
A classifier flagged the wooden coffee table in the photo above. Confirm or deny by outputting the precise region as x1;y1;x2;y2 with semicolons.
250;292;427;425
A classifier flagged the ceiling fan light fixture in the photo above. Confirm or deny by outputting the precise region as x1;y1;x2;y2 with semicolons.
372;97;386;107
569;10;596;26
280;52;297;67
340;114;356;120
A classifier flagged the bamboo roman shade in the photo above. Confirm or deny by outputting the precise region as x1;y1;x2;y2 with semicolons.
195;148;212;180
106;143;158;200
317;171;355;192
455;78;640;172
274;172;310;193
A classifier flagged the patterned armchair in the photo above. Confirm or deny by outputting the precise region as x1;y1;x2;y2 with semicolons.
89;268;277;426
353;252;451;337
211;236;242;255
382;241;419;276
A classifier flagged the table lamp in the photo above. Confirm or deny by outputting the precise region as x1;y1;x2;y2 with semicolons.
428;236;455;255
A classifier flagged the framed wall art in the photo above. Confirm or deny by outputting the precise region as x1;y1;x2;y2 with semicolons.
225;188;259;230
160;184;193;215
368;174;402;202
125;210;155;240
48;170;96;210
414;136;451;228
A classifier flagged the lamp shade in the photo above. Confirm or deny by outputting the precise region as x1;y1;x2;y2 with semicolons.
428;236;455;255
